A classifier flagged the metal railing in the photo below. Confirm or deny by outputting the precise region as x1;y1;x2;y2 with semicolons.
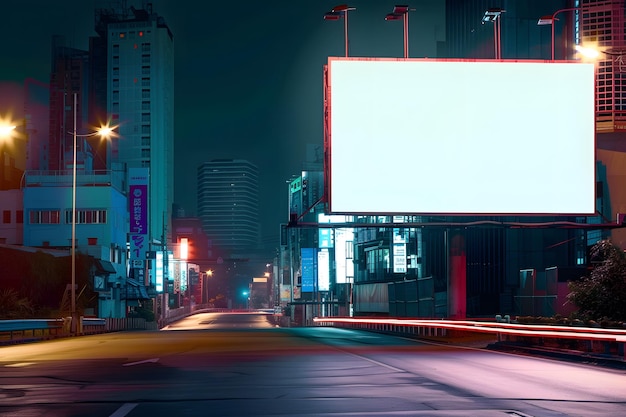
0;316;157;345
313;317;626;362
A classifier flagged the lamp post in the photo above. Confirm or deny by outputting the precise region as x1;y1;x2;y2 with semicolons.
0;123;15;189
69;92;117;333
0;121;16;189
385;5;414;59
537;7;582;61
482;8;505;59
205;269;213;306
324;4;356;57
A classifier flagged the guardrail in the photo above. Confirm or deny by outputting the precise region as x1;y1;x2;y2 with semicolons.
313;317;626;362
0;319;64;343
0;316;157;345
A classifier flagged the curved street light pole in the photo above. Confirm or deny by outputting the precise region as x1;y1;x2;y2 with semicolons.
538;7;582;61
324;5;356;57
71;93;77;332
69;92;117;334
385;5;414;59
482;8;505;59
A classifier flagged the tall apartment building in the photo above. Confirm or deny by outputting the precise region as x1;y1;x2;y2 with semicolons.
197;159;260;255
581;0;626;132
94;2;175;254
49;37;91;172
582;0;626;249
15;2;175;316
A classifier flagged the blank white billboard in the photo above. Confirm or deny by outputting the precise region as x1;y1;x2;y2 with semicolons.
327;58;596;215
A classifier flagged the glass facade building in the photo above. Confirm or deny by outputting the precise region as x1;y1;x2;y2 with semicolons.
197;159;260;255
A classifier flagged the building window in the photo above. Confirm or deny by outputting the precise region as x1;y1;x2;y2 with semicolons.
141;113;150;123
29;210;61;224
64;209;107;224
141;148;151;158
16;210;23;224
141;160;151;169
2;210;10;223
141;136;151;146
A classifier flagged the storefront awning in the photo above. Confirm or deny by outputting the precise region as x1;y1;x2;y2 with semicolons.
123;278;151;300
95;259;117;275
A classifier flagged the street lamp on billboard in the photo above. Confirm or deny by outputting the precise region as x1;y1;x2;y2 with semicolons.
324;4;356;57
385;5;414;59
537;7;582;61
482;8;505;59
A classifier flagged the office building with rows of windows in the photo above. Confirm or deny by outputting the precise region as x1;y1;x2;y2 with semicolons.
197;159;260;256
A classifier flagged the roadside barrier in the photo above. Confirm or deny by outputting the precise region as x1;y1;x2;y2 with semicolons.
0;316;157;344
313;316;626;362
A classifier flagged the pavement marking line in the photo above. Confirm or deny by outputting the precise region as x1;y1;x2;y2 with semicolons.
343;351;406;372
5;362;36;368
122;358;159;367
109;403;138;417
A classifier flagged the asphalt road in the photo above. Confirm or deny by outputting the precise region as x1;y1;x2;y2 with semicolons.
0;312;625;417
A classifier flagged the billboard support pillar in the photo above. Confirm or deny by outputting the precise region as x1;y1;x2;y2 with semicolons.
448;231;466;319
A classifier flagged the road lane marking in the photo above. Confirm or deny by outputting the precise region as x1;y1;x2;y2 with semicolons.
343;351;406;372
109;403;138;417
122;358;159;367
5;362;36;367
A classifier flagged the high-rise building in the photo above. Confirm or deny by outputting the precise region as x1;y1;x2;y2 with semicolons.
197;159;260;255
581;0;626;132
93;2;175;255
48;36;91;172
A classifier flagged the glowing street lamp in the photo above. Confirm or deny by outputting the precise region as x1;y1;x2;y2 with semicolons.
324;4;356;57
575;44;602;60
385;5;414;59
0;115;18;188
537;7;582;61
69;92;117;333
0;122;16;138
482;8;505;59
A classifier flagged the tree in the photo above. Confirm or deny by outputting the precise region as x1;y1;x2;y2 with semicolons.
567;239;626;321
0;288;34;319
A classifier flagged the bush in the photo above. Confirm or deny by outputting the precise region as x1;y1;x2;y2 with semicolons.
567;239;626;321
0;288;34;319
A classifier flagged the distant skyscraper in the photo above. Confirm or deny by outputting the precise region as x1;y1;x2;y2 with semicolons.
197;159;260;254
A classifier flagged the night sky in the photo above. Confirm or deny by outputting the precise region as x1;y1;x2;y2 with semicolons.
1;0;448;247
